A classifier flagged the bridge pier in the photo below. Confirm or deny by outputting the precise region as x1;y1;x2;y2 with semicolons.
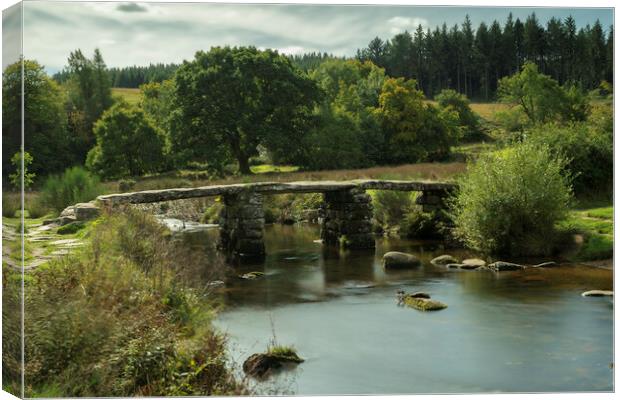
220;191;265;259
321;188;375;249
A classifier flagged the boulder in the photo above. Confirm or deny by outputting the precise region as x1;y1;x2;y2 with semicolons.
459;263;481;270
446;263;465;269
462;258;486;268
487;261;525;272
409;292;431;299
74;202;101;220
581;290;613;297
382;251;421;269
403;296;447;311
243;350;304;378
239;271;265;280
431;255;458;265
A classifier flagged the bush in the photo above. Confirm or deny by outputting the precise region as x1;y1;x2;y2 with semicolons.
400;208;443;239
525;106;612;195
57;222;85;235
26;197;51;219
450;141;572;256
41;166;103;212
370;190;415;228
435;89;482;141
2;193;20;218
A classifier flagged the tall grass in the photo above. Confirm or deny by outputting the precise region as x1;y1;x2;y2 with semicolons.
19;210;246;396
40;166;103;212
2;192;21;218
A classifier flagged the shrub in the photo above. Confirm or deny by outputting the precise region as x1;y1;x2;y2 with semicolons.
26;197;51;219
435;89;482;141
41;166;103;212
2;193;20;218
450;141;572;256
57;222;85;235
400;208;443;239
525;107;612;195
370;190;415;228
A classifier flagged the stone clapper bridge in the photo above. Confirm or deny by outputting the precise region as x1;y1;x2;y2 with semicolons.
97;180;456;259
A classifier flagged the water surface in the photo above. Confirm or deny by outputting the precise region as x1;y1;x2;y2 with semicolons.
192;224;613;394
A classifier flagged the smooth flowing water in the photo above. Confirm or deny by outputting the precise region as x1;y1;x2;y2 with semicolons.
189;224;613;394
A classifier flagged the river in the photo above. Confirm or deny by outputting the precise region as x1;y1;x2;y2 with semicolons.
183;224;613;395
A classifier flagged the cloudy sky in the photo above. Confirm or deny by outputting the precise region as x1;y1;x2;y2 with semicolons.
4;1;614;73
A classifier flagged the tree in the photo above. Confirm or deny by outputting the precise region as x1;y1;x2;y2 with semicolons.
497;62;588;124
9;152;36;190
2;59;71;177
172;46;321;174
374;78;459;164
86;101;166;178
64;49;113;161
435;89;481;140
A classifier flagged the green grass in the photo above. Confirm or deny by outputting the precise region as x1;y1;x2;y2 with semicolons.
250;164;299;174
267;345;304;362
111;87;141;105
557;205;613;261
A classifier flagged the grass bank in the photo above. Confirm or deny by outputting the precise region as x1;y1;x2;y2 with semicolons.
557;204;613;262
2;209;248;397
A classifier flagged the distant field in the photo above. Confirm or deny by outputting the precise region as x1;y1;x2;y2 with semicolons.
112;87;141;105
469;102;510;121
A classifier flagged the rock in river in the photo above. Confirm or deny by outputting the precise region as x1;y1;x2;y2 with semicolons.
462;258;487;268
243;350;304;378
581;290;613;297
403;295;447;311
239;271;265;280
487;261;525;272
383;251;421;269
431;255;458;265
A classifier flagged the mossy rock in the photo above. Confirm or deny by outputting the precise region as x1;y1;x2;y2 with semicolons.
243;349;304;378
57;221;86;235
239;271;265;280
431;254;459;265
383;251;421;269
403;296;447;311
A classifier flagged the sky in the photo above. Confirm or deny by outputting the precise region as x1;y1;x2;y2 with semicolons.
3;1;614;73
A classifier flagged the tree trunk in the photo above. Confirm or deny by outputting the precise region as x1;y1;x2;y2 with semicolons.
238;156;251;175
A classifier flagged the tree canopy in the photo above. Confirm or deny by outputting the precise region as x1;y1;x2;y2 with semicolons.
171;46;321;174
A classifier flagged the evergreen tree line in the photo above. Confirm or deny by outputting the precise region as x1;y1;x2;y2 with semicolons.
356;13;613;99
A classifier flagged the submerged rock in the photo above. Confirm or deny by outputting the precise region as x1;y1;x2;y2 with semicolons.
383;251;421;269
243;350;304;378
487;261;525;272
533;261;557;268
581;290;613;297
431;255;458;265
239;271;265;280
403;295;447;311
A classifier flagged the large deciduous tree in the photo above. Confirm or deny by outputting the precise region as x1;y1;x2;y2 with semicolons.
2;59;71;177
171;46;321;174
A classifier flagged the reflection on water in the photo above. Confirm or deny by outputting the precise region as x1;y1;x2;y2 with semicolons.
187;224;613;394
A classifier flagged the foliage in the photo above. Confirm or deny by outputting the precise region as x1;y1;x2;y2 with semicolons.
357;14;612;100
374;78;460;164
2;59;71;176
370;190;415;228
26;196;51;219
87;101;166;179
400;208;443;239
435;89;482;140
57;221;86;235
21;210;245;396
525;104;612;194
63;49;114;162
171;46;321;174
9;151;36;190
41;167;102;212
556;206;613;261
497;62;589;126
450;141;572;256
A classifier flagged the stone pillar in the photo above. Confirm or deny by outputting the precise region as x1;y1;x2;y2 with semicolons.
416;189;452;212
220;191;265;259
321;188;374;249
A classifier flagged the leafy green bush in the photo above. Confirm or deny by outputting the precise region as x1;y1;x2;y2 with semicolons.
450;141;572;256
41;166;103;212
370;190;415;228
435;89;482;141
525;106;612;195
57;222;85;235
26;198;51;219
201;200;223;224
400;208;443;239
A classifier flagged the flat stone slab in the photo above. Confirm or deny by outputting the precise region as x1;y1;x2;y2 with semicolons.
581;290;613;297
98;179;457;205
